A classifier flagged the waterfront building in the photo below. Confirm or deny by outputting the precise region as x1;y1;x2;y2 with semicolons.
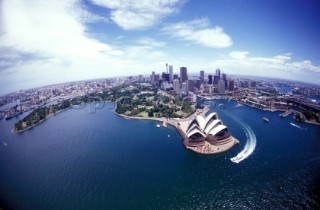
185;112;232;147
229;80;235;91
180;67;188;84
169;65;173;82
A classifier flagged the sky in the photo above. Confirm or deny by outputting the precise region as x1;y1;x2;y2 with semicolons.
0;0;320;94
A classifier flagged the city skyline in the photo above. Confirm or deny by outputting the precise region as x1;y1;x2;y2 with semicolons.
1;0;320;95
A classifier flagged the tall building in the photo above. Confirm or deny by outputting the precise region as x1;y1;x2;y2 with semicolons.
188;80;195;92
166;63;168;74
180;67;188;84
208;75;213;84
162;72;169;82
222;73;227;81
215;69;221;77
213;75;220;84
218;80;225;94
181;82;188;93
173;74;179;80
138;74;143;82
229;80;235;91
151;71;155;84
199;70;205;83
169;65;173;82
173;79;180;93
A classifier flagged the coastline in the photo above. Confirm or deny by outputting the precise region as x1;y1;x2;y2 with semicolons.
13;108;70;133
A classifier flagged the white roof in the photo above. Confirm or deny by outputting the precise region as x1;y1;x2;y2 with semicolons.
208;124;227;136
187;128;206;138
204;119;222;134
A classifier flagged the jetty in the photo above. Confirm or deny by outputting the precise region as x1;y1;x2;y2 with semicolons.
279;109;294;118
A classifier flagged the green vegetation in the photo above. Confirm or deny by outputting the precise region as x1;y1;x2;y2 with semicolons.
15;100;71;132
14;84;196;132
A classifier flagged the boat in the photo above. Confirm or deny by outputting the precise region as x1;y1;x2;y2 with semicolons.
2;142;7;146
230;155;243;163
262;117;269;122
156;124;161;128
168;134;170;138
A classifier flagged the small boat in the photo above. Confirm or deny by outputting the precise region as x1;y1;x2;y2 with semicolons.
156;124;161;128
168;134;170;138
2;142;7;146
262;117;269;122
230;155;242;163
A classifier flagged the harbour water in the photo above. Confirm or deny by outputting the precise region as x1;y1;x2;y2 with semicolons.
0;100;320;209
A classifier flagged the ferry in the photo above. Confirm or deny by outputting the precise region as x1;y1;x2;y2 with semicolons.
263;117;269;122
156;124;161;128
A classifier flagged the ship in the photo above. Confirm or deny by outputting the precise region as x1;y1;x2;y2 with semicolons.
262;117;269;122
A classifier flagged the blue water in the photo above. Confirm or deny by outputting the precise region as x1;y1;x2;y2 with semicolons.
0;100;320;209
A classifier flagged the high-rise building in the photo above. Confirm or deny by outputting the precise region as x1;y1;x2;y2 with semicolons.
222;73;227;81
173;79;180;93
200;70;205;83
218;80;225;94
180;67;188;84
213;75;220;84
181;82;188;93
228;80;234;91
138;74;143;82
208;75;213;84
188;80;195;92
173;74;179;80
151;71;155;84
162;73;170;82
215;69;221;77
166;63;168;74
169;65;173;82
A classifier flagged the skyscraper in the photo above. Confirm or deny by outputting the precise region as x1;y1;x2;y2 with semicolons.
229;80;234;91
218;80;225;94
173;79;180;93
151;71;155;84
180;67;188;84
213;75;220;84
188;79;195;92
208;75;213;84
169;65;173;82
215;69;221;77
200;70;205;83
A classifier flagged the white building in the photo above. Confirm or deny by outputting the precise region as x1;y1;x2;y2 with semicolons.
173;79;180;93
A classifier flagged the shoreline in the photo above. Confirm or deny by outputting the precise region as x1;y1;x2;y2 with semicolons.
13;108;70;133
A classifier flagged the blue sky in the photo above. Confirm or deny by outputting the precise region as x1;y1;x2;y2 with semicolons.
0;0;319;94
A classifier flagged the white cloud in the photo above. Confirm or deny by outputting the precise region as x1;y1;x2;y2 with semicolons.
212;53;320;83
0;0;170;95
229;51;249;59
0;0;112;60
90;0;184;30
162;18;232;48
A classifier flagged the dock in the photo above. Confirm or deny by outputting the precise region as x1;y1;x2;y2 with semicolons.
279;109;294;118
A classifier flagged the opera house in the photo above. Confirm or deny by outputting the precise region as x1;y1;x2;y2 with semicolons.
184;112;235;148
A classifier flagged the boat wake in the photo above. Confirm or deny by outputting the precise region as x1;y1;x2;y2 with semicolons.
235;103;243;108
230;120;256;163
213;101;257;163
290;122;303;129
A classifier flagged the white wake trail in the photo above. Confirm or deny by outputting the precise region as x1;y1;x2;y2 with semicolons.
230;120;256;163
